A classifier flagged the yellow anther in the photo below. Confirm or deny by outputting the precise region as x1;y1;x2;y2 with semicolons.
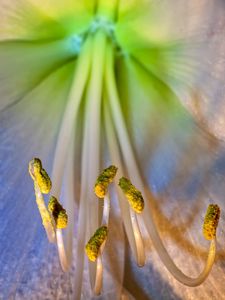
94;165;118;198
203;204;220;240
119;177;144;213
48;196;68;229
85;226;108;262
29;158;52;194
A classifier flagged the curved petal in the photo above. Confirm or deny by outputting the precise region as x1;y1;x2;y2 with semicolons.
0;0;92;40
0;60;75;298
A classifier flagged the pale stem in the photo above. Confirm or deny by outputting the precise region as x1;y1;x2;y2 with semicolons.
50;36;92;275
85;30;107;292
63;135;76;267
55;140;76;272
56;229;69;272
73;30;107;299
94;193;110;295
105;46;216;286
94;253;103;295
72;100;91;299
104;100;142;266
105;47;145;267
102;193;110;226
51;36;92;197
34;182;56;243
129;209;145;267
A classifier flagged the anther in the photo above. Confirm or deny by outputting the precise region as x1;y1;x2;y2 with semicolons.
85;226;108;262
94;165;117;198
29;158;52;194
203;204;220;240
48;196;68;229
118;177;144;213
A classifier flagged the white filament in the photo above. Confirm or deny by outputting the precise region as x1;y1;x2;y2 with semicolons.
56;229;70;272
34;182;56;243
105;45;216;286
51;36;92;197
104;101;145;267
94;193;110;295
55;140;76;272
104;46;146;268
50;36;93;274
73;30;107;299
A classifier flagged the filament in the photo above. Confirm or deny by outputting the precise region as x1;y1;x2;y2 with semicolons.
73;30;107;299
56;228;70;272
105;45;216;286
51;35;92;277
51;36;92;197
94;193;110;295
104;98;145;267
104;46;146;267
34;182;56;243
62;135;76;268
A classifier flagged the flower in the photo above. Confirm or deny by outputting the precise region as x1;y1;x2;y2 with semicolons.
0;0;225;299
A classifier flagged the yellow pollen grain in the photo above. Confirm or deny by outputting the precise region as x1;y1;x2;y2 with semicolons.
48;196;68;229
118;177;144;213
203;204;220;240
29;158;52;194
94;165;118;198
85;226;108;262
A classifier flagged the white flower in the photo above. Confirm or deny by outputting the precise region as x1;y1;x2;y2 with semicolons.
0;0;225;299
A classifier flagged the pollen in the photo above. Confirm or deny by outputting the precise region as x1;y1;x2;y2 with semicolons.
94;165;118;198
48;196;68;229
119;177;144;213
29;158;52;194
85;226;108;262
203;204;220;240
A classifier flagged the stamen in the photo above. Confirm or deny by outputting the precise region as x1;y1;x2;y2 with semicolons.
118;177;144;213
103;92;145;267
85;226;108;262
94;165;118;198
73;30;107;298
203;204;220;241
94;192;111;295
89;166;114;295
118;177;145;266
29;158;71;271
28;158;55;243
48;197;69;272
48;196;68;229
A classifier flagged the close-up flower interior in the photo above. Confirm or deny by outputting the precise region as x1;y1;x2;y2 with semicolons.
0;0;225;299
